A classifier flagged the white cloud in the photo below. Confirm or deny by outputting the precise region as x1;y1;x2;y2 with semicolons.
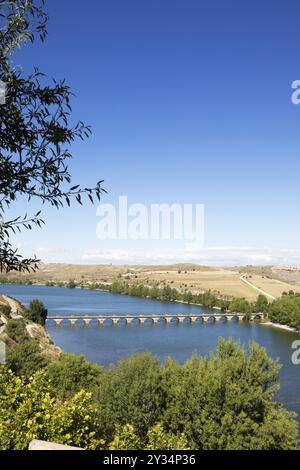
35;246;71;255
81;246;300;266
18;243;300;266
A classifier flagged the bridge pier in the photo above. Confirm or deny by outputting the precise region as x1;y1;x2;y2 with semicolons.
152;317;160;324
237;315;246;321
214;315;223;322
251;314;262;321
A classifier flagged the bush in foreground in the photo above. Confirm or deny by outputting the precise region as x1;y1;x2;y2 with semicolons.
0;369;102;450
46;353;103;400
0;339;298;450
6;339;49;378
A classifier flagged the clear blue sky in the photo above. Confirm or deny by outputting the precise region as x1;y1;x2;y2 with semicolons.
11;0;300;265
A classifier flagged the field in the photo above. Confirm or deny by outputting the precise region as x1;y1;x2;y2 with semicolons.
2;263;300;301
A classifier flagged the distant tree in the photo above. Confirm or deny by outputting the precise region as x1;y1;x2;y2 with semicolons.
161;286;173;302
149;286;160;300
182;291;193;304
110;281;124;294
269;294;300;330
66;279;76;289
201;290;217;308
26;299;47;325
217;299;231;311
255;294;269;313
0;0;105;272
229;297;252;317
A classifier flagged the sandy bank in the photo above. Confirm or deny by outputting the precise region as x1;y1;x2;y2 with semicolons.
262;321;300;334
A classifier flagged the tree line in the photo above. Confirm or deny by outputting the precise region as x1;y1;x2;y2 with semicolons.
107;281;270;317
268;291;300;330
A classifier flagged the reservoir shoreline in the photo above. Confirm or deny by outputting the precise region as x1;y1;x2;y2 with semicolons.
2;281;299;335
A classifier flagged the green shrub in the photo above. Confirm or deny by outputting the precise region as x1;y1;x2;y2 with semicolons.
0;369;103;450
46;353;102;400
0;304;11;316
25;299;48;325
95;352;164;441
268;293;300;329
5;319;27;342
93;340;299;450
66;279;76;289
6;340;48;377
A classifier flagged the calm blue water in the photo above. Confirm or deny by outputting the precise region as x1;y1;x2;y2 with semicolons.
1;284;214;316
1;284;300;419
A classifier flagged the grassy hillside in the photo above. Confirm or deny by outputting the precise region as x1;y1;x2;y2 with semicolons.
1;263;300;301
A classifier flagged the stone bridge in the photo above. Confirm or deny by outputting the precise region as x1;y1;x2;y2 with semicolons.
47;313;263;327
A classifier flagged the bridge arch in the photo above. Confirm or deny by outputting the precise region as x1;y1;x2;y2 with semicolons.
214;315;227;323
230;314;239;322
206;315;216;323
252;313;263;321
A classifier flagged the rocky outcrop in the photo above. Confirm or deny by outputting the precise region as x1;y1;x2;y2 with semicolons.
0;294;61;362
26;323;61;361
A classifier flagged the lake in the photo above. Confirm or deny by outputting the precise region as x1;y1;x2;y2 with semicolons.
1;283;300;419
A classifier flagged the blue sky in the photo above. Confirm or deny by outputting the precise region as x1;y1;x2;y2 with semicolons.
9;0;300;265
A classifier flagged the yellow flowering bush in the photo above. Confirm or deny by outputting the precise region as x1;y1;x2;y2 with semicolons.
0;367;103;450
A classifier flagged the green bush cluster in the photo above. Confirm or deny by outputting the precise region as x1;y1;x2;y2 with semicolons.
5;318;49;377
5;319;27;342
0;339;298;450
269;292;300;329
24;299;48;326
0;304;12;316
0;278;32;285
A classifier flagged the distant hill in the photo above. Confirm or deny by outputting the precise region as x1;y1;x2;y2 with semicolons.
1;263;300;301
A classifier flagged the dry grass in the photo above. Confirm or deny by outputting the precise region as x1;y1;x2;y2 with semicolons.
2;263;300;301
241;274;300;298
